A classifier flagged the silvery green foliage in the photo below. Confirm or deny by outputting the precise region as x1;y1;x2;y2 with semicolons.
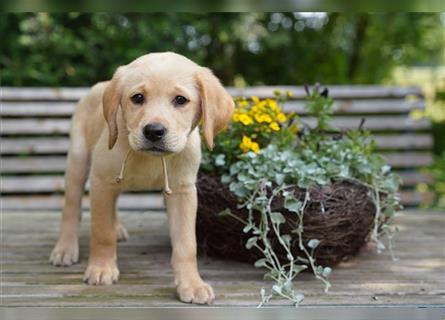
223;136;401;306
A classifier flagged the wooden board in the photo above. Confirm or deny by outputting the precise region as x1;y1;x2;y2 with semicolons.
399;191;434;206
0;194;164;211
1;119;71;135
0;134;433;155
0;153;433;175
283;99;425;114
1;86;423;101
1;210;443;307
0;100;425;117
2;157;67;172
0;102;76;116
382;152;433;168
1;137;71;154
0;170;432;192
0;190;434;210
372;134;432;150
1;116;431;135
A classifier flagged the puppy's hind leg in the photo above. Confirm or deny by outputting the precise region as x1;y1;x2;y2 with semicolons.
50;128;89;267
116;217;129;242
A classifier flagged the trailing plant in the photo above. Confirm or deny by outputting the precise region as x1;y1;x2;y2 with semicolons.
201;86;401;306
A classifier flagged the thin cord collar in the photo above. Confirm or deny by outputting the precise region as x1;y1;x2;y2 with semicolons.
115;149;172;195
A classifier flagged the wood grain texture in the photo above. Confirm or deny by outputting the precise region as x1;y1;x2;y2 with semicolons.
0;154;433;175
1;86;423;101
1;211;443;307
0;189;434;210
0;172;431;192
0;116;431;135
0;134;433;155
0;194;164;211
0;100;425;117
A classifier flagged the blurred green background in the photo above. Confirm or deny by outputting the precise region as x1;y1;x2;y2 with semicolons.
1;12;444;207
1;13;444;86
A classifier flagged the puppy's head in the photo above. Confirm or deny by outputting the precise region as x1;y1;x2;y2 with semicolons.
102;52;234;155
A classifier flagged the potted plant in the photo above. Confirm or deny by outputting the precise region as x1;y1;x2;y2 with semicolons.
197;86;401;306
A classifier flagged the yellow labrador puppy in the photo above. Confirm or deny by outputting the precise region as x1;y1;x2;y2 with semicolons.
49;52;234;304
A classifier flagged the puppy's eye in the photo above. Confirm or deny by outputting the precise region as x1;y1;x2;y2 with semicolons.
174;95;188;106
131;93;144;105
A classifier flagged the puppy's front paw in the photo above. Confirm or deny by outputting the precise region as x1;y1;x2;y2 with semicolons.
177;280;215;305
50;236;79;266
83;260;119;285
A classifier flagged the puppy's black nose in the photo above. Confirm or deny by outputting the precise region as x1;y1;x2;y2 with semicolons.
143;123;166;142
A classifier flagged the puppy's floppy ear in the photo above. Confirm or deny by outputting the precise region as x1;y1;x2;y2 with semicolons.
102;68;123;150
196;67;235;150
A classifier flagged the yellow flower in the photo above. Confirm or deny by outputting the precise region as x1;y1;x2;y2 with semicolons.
239;136;260;153
251;142;260;153
239;114;253;125
276;112;287;123
253;113;273;124
254;113;265;123
258;100;267;109
233;113;240;122
238;100;249;108
262;114;272;123
286;90;293;98
268;99;279;111
242;136;252;145
240;136;253;152
269;122;280;131
251;96;260;104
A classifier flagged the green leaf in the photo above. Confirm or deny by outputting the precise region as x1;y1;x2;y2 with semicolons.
246;236;258;249
322;267;332;277
281;234;291;246
315;265;324;275
275;173;285;185
221;174;231;184
215;154;226;166
243;224;253;233
272;285;282;294
282;280;293;292
296;256;310;264
217;208;231;217
254;258;268;268
293;264;308;274
307;239;320;249
270;212;286;225
230;182;248;197
284;196;302;213
293;293;304;304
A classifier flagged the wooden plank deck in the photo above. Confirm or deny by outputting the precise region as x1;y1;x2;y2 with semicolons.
1;210;444;307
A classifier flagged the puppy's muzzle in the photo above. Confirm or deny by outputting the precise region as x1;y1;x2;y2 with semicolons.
143;123;167;142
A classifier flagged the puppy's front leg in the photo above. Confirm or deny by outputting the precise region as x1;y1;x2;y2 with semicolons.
83;177;120;285
165;184;214;304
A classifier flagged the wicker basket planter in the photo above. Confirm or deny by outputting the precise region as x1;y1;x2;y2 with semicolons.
196;171;376;267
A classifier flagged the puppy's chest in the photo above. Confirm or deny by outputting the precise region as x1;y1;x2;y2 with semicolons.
117;160;164;191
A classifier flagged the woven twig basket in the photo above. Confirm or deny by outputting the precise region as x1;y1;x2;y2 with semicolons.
196;172;376;267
